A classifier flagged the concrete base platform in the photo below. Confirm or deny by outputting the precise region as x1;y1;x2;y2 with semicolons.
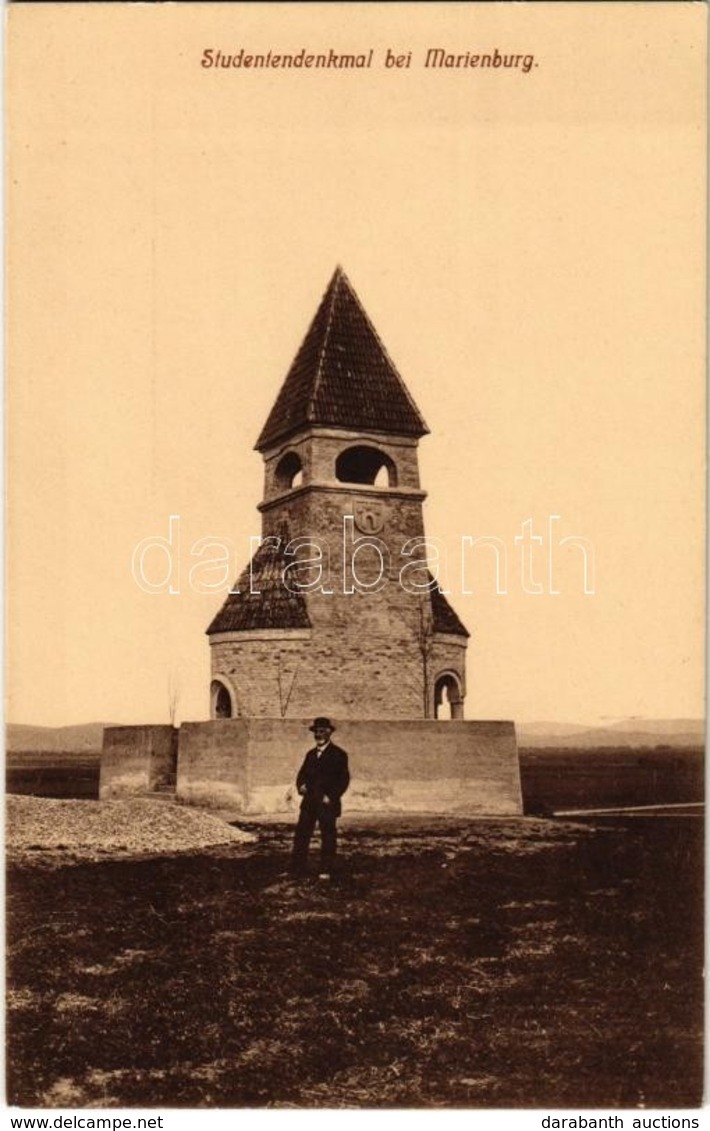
100;726;177;800
101;718;522;816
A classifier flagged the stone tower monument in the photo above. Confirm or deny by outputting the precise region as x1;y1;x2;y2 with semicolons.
206;267;469;722
101;268;521;815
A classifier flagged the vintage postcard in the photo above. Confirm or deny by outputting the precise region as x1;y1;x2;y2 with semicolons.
5;0;706;1119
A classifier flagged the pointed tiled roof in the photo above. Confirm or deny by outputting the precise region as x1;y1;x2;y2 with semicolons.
206;531;311;635
255;267;429;450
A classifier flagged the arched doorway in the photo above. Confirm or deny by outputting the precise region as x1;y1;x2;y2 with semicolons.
434;673;464;720
211;678;235;719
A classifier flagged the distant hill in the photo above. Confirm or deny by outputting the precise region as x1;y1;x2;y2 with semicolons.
515;722;592;742
5;723;108;753
517;719;705;749
5;717;706;754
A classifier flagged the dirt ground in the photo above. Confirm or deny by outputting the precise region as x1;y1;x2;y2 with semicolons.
6;813;704;1109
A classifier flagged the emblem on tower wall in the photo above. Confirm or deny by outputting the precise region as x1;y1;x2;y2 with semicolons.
353;503;385;535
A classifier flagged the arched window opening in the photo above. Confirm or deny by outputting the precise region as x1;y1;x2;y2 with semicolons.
275;451;303;491
211;679;234;719
434;673;464;721
335;445;397;487
438;683;453;720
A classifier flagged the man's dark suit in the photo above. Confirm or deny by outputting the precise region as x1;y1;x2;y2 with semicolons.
292;742;350;874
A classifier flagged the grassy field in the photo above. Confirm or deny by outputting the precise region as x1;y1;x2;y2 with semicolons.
519;746;704;814
6;813;703;1108
6;751;100;800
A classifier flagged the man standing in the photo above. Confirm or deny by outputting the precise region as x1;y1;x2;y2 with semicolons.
291;717;350;879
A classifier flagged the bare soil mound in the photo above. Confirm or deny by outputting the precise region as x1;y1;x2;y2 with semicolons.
6;795;255;860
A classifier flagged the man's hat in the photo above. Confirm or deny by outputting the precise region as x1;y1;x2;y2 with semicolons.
309;716;335;732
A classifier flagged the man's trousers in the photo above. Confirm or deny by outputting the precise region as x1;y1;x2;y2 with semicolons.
292;800;338;874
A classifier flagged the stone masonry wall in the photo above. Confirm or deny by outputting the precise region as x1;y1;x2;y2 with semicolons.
211;484;467;719
210;636;309;718
262;430;422;501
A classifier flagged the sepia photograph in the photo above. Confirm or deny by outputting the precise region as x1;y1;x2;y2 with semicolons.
5;0;706;1116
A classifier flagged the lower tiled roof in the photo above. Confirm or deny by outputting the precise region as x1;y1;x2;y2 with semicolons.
430;581;470;638
206;536;311;635
206;553;469;638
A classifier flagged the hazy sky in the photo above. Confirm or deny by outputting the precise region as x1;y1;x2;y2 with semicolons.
7;3;706;728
